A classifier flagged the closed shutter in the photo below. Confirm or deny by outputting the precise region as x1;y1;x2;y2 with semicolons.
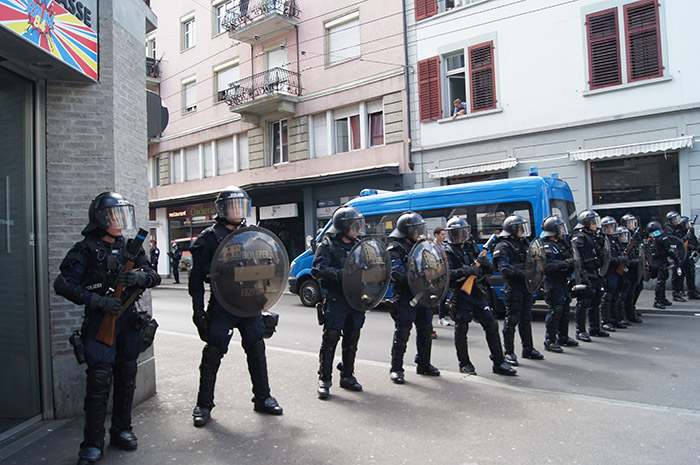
586;9;621;89
415;0;438;21
625;0;662;82
418;56;441;122
468;42;496;112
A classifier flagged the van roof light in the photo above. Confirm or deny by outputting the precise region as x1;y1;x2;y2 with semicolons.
360;189;378;196
551;172;559;179
529;167;539;176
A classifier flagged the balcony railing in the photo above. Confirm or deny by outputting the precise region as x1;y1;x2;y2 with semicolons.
224;67;301;106
222;0;300;32
146;57;160;78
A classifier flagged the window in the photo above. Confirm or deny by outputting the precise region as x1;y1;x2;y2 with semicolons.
368;111;384;146
335;115;360;153
185;146;199;181
215;1;233;34
217;137;234;174
271;120;288;165
445;52;466;113
146;36;156;59
150;155;160;187
325;12;360;66
312;113;329;157
182;78;197;113
215;62;239;102
415;0;438;21
585;0;663;90
182;16;195;50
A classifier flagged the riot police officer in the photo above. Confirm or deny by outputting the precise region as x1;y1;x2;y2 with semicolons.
600;216;627;331
572;210;609;342
444;217;516;376
54;192;161;465
492;215;544;366
388;212;441;384
665;211;686;302
621;213;644;323
647;220;680;309
312;206;366;399
614;226;635;327
540;215;578;353
678;216;700;299
189;186;282;427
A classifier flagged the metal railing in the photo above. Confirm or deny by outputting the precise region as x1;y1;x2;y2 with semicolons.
146;57;160;78
224;67;301;106
222;0;300;32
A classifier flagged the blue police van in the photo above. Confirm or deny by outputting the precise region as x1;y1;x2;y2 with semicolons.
288;170;577;313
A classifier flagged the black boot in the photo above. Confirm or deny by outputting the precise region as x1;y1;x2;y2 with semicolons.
574;299;590;337
246;339;283;415
502;315;518;366
454;321;474;374
485;320;516;375
519;318;544;360
193;344;223;427
415;329;440;376
338;329;363;391
390;327;410;383
78;369;111;464
110;360;138;451
318;329;340;398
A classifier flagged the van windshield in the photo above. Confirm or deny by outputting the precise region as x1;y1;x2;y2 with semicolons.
550;199;577;234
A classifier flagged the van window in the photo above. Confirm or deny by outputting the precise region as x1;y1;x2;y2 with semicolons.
550;199;576;233
364;212;402;245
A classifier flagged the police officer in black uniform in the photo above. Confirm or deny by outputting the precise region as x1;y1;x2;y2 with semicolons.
492;215;544;366
647;220;680;309
444;217;516;376
54;192;161;465
149;241;160;270
600;216;627;331
572;210;609;342
189;186;282;427
665;211;687;302
678;216;700;299
621;214;644;323
387;212;441;384
540;215;578;353
312;206;366;399
168;243;182;284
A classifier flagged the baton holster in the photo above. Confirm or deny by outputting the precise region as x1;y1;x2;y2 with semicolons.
69;330;86;365
262;311;279;338
316;298;326;326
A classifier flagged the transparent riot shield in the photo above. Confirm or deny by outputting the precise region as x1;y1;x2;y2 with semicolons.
599;236;611;276
209;226;289;317
407;239;450;309
571;242;582;285
525;238;546;294
667;235;687;265
342;239;391;311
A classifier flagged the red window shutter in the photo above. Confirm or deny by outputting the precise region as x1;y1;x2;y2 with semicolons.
418;56;442;122
415;0;438;21
468;42;496;112
586;9;622;89
625;0;662;82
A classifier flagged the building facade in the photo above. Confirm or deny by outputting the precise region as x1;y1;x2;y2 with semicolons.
0;0;157;434
147;0;410;268
406;0;700;227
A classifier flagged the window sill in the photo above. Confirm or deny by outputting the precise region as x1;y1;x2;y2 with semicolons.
438;106;502;123
583;75;672;97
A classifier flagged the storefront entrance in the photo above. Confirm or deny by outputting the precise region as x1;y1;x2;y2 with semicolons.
0;68;41;436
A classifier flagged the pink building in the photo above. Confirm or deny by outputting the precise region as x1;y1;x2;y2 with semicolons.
147;0;409;265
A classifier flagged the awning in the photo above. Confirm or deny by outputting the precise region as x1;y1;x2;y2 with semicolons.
427;158;518;179
569;135;694;162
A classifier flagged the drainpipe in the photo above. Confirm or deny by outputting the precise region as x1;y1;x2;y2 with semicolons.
296;25;301;95
402;0;414;171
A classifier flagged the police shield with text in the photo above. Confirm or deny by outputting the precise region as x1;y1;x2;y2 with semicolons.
677;216;700;299
540;215;578;353
621;213;645;323
647;220;680;309
54;192;161;465
444;216;517;376
312;206;371;399
600;216;627;331
189;186;283;427
492;215;544;366
665;211;688;302
387;212;442;384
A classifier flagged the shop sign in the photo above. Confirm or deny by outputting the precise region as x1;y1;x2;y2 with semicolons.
0;0;98;80
167;203;216;219
316;198;339;219
259;203;298;220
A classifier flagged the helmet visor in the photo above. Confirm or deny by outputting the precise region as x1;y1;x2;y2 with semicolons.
216;197;250;222
447;226;470;243
408;223;427;241
618;230;630;243
670;215;679;226
346;217;366;237
105;205;135;230
516;222;532;238
624;218;638;230
591;215;602;229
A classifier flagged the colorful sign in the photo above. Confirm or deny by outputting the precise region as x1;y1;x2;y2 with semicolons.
0;0;98;80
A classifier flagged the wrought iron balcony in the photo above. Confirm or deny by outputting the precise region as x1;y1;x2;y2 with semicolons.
223;0;300;44
146;57;160;79
224;67;301;123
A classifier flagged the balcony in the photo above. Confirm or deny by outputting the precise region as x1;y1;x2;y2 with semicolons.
223;0;300;44
224;67;301;124
146;57;160;80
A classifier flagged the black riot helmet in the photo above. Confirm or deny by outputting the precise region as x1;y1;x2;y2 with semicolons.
575;210;601;231
499;215;530;238
680;216;691;231
666;211;680;226
327;206;365;237
541;215;566;238
647;220;663;237
82;192;135;236
621;213;638;231
616;226;630;244
601;216;618;235
215;185;251;225
445;216;471;244
390;212;427;242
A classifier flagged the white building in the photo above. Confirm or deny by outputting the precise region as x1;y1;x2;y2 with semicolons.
405;0;700;226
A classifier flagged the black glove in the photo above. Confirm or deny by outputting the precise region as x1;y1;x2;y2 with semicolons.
118;270;150;288
87;293;122;314
463;265;481;278
192;310;209;342
391;270;406;285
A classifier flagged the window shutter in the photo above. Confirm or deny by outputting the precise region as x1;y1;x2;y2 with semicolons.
418;56;441;122
586;9;621;89
415;0;438;21
625;0;662;82
468;42;496;112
